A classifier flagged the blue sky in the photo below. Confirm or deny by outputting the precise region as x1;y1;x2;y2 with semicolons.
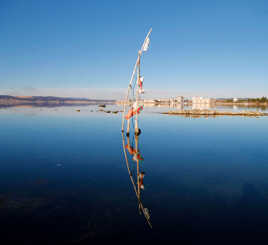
0;0;268;99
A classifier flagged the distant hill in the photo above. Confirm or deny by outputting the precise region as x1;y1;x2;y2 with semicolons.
0;95;115;107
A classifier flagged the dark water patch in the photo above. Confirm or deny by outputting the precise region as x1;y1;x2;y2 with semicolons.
0;108;268;243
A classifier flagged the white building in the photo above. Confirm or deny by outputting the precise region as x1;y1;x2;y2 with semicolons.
192;96;216;105
147;96;184;105
176;96;184;104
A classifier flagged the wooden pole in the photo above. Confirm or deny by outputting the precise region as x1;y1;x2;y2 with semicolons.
135;54;141;135
121;56;139;132
121;28;152;133
126;119;130;135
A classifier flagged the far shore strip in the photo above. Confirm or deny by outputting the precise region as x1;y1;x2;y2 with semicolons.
161;110;268;117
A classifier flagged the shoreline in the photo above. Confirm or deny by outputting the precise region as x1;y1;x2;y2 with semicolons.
161;110;268;117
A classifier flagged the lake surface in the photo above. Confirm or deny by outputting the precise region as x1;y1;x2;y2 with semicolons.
0;105;268;243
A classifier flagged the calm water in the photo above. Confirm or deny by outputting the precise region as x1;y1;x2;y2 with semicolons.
0;105;268;243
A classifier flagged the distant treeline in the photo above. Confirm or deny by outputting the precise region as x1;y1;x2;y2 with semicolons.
218;97;268;103
247;97;268;103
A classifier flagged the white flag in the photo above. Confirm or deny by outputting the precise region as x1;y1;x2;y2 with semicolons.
143;37;150;52
133;101;138;110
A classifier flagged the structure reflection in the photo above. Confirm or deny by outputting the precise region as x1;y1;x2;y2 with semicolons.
121;132;152;228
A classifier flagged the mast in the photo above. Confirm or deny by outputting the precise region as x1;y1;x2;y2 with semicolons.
121;55;140;133
135;53;141;135
121;28;152;134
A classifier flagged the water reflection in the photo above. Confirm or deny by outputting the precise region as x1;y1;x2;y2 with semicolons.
170;103;184;110
121;132;152;228
192;103;215;110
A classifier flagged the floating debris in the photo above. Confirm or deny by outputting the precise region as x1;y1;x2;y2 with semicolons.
98;104;106;108
76;109;80;112
98;110;119;114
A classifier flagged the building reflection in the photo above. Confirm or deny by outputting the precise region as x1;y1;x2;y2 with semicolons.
191;103;215;110
170;103;184;110
191;97;216;110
